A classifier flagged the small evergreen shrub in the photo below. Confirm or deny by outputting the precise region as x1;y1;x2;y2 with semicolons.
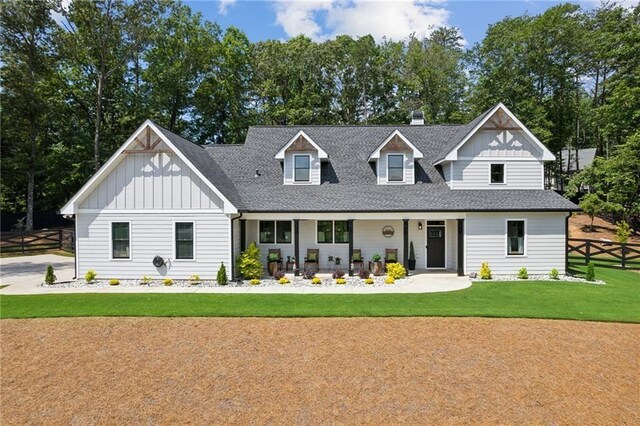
517;267;528;279
359;269;370;279
371;253;381;262
44;265;56;285
335;278;346;284
549;268;559;280
217;262;228;285
279;277;290;284
189;274;201;284
249;278;260;285
303;270;315;279
385;276;395;284
109;279;120;286
332;269;345;279
364;278;374;285
85;269;97;283
140;275;152;285
236;242;263;279
615;220;631;244
163;278;173;286
386;263;406;279
311;277;322;284
479;262;492;280
585;262;595;281
273;270;285;280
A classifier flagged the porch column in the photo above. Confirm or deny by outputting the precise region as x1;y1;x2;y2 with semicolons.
348;219;354;276
239;219;246;252
294;219;300;276
457;219;464;276
403;219;409;273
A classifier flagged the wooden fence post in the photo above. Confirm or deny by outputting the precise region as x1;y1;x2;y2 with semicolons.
59;229;63;250
621;243;626;269
585;240;590;265
21;234;25;253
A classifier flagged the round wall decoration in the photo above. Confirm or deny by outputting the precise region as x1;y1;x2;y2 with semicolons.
382;226;395;238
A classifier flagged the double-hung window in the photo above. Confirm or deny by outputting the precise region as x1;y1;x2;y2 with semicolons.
294;155;310;182
490;164;505;184
175;222;194;260
387;154;404;182
111;222;130;259
506;220;526;256
317;220;349;243
259;221;292;244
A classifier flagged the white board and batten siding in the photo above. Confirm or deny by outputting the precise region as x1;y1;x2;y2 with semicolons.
377;153;415;184
450;130;544;190
76;140;230;279
283;151;321;185
465;212;567;275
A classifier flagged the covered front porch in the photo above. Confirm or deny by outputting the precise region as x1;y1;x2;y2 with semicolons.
233;213;466;277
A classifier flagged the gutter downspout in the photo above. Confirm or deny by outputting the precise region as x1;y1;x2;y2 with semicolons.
230;212;243;280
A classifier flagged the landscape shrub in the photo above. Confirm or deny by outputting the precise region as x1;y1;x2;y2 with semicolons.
549;268;559;280
616;220;631;244
303;270;315;279
85;269;97;283
236;242;263;279
163;278;173;286
44;265;56;285
109;279;120;286
189;274;201;283
311;277;322;284
335;278;346;284
273;270;285;279
585;262;596;281
358;269;370;279
479;262;492;280
279;277;290;284
140;275;152;285
332;269;345;279
517;267;528;279
385;276;395;284
364;278;374;285
249;278;260;285
217;262;228;285
386;263;406;279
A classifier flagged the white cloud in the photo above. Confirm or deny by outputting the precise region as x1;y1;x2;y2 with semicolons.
273;0;452;42
218;0;237;15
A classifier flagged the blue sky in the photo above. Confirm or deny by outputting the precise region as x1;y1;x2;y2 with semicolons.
183;0;626;46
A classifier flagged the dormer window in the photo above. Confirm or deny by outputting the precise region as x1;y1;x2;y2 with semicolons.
294;155;310;182
387;154;404;182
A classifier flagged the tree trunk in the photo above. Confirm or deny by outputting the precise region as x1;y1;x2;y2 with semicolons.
93;74;105;172
26;121;37;231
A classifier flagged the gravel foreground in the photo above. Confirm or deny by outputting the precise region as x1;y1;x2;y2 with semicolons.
1;317;638;425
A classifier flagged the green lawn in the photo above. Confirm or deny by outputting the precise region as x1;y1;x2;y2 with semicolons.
1;261;638;322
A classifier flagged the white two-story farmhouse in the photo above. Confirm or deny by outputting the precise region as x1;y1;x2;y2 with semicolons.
60;103;578;279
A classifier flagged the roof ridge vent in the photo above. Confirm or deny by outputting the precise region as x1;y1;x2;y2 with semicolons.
410;110;425;125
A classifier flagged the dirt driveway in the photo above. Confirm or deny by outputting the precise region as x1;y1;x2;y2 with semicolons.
1;317;638;425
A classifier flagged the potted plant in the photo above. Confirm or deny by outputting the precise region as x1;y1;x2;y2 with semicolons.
267;252;279;276
408;241;416;271
370;253;382;275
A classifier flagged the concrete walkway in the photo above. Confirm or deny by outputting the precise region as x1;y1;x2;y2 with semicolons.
0;254;471;295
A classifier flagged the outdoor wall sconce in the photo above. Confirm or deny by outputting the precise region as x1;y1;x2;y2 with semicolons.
418;222;423;230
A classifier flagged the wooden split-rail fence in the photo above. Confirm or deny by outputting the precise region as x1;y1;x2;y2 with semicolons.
0;229;74;253
567;238;640;269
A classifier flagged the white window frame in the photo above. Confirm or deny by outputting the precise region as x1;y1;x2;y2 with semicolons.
174;221;196;261
293;154;311;183
316;220;349;244
489;163;507;185
258;220;293;245
110;221;131;261
386;153;406;183
505;218;527;257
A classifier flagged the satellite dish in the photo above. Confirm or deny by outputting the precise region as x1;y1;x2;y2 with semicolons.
153;256;165;267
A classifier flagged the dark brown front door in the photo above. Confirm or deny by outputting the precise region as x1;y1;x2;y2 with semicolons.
426;225;445;268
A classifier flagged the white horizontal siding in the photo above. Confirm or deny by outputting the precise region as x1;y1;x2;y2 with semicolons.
283;151;321;185
79;145;223;210
377;152;415;184
77;211;230;279
465;212;567;275
458;130;541;158
452;160;543;189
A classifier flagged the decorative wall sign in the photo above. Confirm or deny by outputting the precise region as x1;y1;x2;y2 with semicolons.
382;226;395;238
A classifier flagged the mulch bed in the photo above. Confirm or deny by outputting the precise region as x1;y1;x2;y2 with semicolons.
1;317;638;425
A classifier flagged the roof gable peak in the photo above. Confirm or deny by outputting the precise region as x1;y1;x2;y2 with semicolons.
274;130;328;161
368;129;424;161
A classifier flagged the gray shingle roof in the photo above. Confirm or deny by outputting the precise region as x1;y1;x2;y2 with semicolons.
198;124;577;213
